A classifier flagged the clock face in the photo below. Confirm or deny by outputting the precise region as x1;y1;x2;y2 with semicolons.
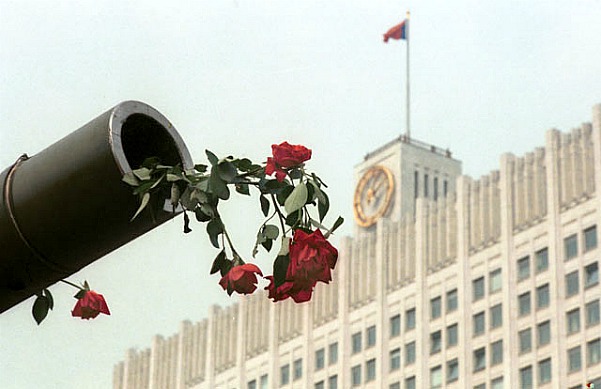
353;166;395;227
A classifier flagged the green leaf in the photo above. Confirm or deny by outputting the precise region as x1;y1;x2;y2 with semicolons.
122;172;140;186
265;179;289;190
83;281;90;290
206;219;223;248
273;254;290;288
183;211;192;233
284;183;308;214
131;192;151;220
209;166;230;200
261;239;273;252
285;210;301;227
167;173;182;182
276;185;294;206
325;216;344;238
210;250;227;275
288;169;302;179
133;167;152;181
141;156;161;169
264;224;279;240
233;158;253;171
32;295;50;325
205;150;219;166
217;161;238;183
149;173;165;189
190;189;208;203
179;187;198;210
194;207;211;222
43;289;54;310
318;189;330;222
74;289;86;299
235;183;250;195
260;195;270;217
194;164;208;173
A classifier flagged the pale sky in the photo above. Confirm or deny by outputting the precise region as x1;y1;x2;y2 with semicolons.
1;1;600;388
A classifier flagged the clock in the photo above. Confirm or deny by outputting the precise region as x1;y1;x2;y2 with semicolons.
353;165;395;227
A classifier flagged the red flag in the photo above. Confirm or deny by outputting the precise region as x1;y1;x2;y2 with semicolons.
383;20;407;42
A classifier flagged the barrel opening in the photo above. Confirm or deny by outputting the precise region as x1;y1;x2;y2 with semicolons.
121;113;183;169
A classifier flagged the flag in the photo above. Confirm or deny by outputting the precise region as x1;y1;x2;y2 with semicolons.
383;20;407;42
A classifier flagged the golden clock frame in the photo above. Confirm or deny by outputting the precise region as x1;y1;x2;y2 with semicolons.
353;165;395;227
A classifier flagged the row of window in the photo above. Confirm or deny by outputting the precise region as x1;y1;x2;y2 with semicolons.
517;283;550;316
414;171;449;201
566;262;599;297
430;289;458;319
351;325;376;354
473;268;502;302
565;225;598;261
517;247;549;281
390;307;416;337
312;339;599;389
314;342;338;370
351;358;376;386
566;299;600;335
247;374;268;389
473;304;503;337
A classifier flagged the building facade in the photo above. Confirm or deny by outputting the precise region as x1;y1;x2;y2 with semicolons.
114;105;601;389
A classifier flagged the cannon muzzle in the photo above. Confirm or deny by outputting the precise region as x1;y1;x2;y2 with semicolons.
0;101;192;313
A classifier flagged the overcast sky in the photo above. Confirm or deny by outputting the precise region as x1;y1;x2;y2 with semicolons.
1;1;600;388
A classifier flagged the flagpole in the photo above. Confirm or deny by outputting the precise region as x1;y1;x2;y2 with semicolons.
405;10;411;139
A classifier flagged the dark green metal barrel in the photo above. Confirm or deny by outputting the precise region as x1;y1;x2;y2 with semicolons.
0;101;193;313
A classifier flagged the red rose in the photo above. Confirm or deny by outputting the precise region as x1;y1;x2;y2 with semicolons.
265;142;312;182
287;229;338;286
264;276;314;303
71;290;111;320
219;263;263;295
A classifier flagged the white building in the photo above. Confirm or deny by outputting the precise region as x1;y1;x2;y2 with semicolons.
114;104;601;389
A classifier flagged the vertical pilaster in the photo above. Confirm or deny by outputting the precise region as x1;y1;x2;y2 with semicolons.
414;197;428;388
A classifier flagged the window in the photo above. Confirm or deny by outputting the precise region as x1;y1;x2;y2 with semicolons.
565;234;578;260
491;340;503;365
328;342;338;365
538;358;551;384
365;359;376;382
405;341;416;365
520;365;533;389
566;308;581;334
447;358;459;382
390;384;400;389
519;292;531;316
260;374;268;389
430;365;442;389
537;320;551;346
447;323;458;347
474;384;485;389
535;248;549;273
434;177;439;200
490;304;503;329
414;171;419;199
473;311;485;336
406;308;416;330
431;296;442;319
474;347;486;371
447;289;458;312
588;338;601;365
280;364;290;386
584;225;598;252
565;270;579;297
568;346;581;372
366;325;376;348
315;348;325;370
519;328;532;353
518;256;530;281
405;376;416;389
248;379;257;389
490;268;502;293
430;330;442;354
315;382;324;389
351;365;361;387
390;348;401;371
351;332;362;354
536;284;550;309
328;375;337;389
293;358;302;380
585;262;599;288
491;377;503;389
444;180;448;197
473;277;485;301
586;299;600;326
390;314;401;337
424;173;429;197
